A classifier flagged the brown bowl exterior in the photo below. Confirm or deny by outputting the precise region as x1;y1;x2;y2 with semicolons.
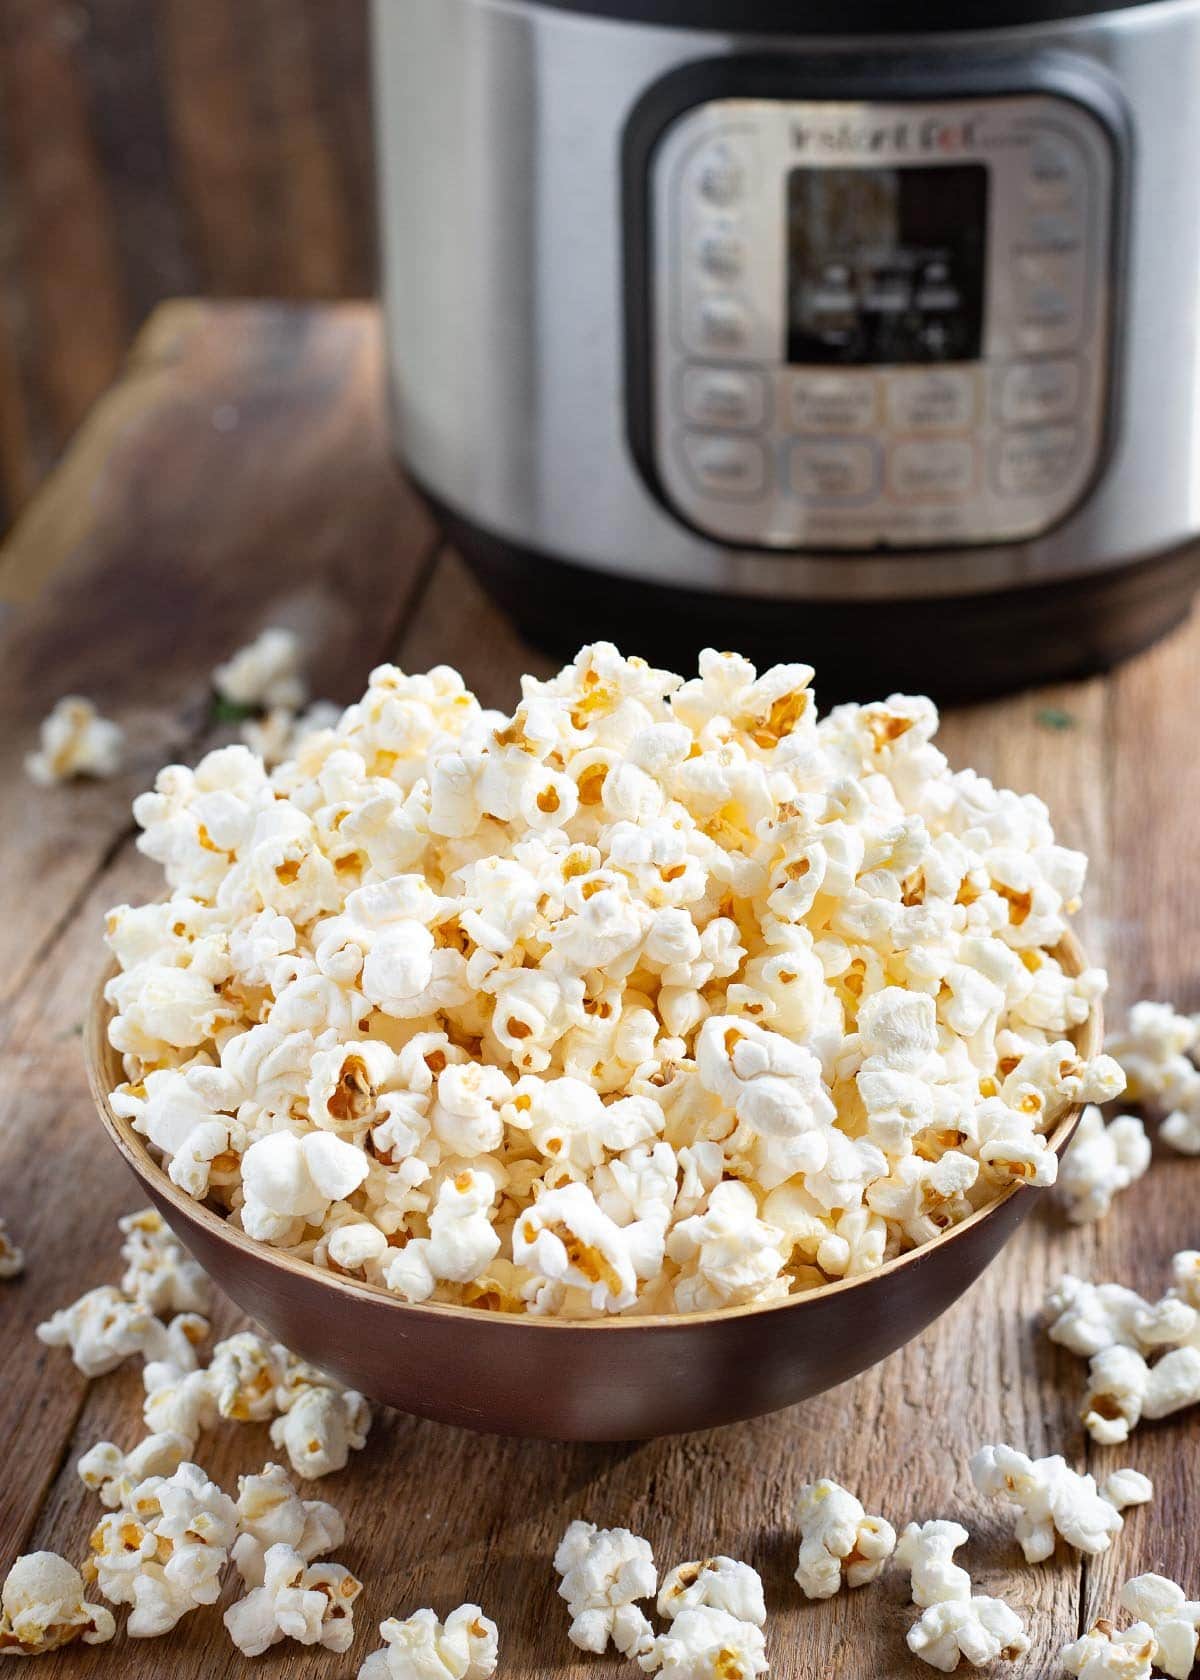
87;932;1100;1441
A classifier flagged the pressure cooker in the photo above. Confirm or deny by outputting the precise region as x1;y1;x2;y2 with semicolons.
372;0;1200;699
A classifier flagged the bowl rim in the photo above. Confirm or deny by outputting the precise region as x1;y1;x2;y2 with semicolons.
87;927;1100;1335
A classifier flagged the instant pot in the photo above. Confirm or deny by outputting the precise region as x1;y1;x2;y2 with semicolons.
372;0;1200;699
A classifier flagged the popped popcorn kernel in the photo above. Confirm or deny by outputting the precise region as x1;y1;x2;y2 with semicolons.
357;1604;499;1680
0;1553;114;1655
25;696;124;785
794;1479;896;1598
554;1519;657;1656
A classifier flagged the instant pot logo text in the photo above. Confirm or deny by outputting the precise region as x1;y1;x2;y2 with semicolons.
789;114;979;157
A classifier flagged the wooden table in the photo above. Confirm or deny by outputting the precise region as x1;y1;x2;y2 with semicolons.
0;301;1196;1678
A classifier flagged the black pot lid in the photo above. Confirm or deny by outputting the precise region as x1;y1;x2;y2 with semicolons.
523;0;1151;31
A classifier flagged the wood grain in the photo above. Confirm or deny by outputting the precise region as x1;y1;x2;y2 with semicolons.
1;301;1197;1678
0;0;376;527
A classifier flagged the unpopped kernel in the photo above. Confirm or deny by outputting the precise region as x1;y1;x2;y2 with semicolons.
105;647;1118;1318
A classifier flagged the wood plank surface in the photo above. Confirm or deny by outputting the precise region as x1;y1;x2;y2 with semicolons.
1;301;1197;1680
0;0;375;526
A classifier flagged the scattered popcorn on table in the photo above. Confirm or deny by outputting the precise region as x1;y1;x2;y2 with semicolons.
896;1520;1029;1673
1119;1574;1200;1680
231;1461;344;1587
1056;1106;1150;1224
1044;1253;1200;1442
638;1604;769;1680
357;1604;499;1680
36;1285;208;1379
212;626;307;712
77;1431;192;1508
1060;1620;1156;1680
657;1558;765;1627
223;1541;361;1656
554;1519;657;1657
118;1208;211;1316
970;1444;1150;1560
1106;1001;1197;1108
83;1460;237;1637
104;647;1119;1319
25;696;124;786
0;1216;23;1280
794;1479;896;1598
0;1552;115;1655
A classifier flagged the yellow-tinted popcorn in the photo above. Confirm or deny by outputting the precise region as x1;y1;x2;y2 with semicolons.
0;1553;114;1655
223;1542;360;1656
25;697;124;786
104;645;1114;1319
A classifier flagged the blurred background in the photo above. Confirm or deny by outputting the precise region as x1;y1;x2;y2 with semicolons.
0;0;374;528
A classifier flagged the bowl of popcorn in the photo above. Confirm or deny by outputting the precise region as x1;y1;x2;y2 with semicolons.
88;644;1117;1440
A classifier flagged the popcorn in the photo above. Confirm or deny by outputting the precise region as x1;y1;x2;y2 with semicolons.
1106;1000;1197;1106
0;1216;23;1279
242;700;341;768
231;1461;344;1586
793;1480;896;1598
224;1541;361;1656
969;1444;1151;1561
657;1558;765;1627
84;1460;238;1636
553;1519;656;1656
1161;1091;1200;1156
36;1286;208;1379
896;1520;1029;1672
0;1553;115;1654
1082;1343;1200;1444
357;1605;499;1680
1056;1107;1151;1224
268;1369;371;1480
77;1432;192;1508
213;626;307;711
25;696;124;785
1060;1621;1156;1680
105;646;1114;1319
118;1207;211;1315
907;1597;1030;1672
638;1605;768;1680
1118;1574;1200;1680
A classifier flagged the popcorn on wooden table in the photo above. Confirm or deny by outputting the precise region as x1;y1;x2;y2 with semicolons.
0;1216;24;1280
103;645;1120;1321
223;1541;361;1656
793;1479;896;1598
969;1444;1151;1561
554;1519;657;1657
1055;1105;1151;1224
896;1520;1029;1672
25;696;124;786
0;1553;114;1655
356;1604;499;1680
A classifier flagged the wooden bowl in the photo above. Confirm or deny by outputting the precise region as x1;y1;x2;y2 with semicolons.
87;932;1099;1441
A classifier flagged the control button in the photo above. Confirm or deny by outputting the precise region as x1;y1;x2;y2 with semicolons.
998;359;1082;427
1025;209;1083;254
789;372;878;435
994;425;1079;497
695;142;746;207
886;369;978;434
697;226;746;280
789;440;878;503
685;295;752;353
1026;133;1081;206
890;439;976;500
1014;254;1083;353
680;432;768;498
680;366;767;431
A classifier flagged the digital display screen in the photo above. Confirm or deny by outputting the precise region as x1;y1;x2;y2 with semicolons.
786;164;988;365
